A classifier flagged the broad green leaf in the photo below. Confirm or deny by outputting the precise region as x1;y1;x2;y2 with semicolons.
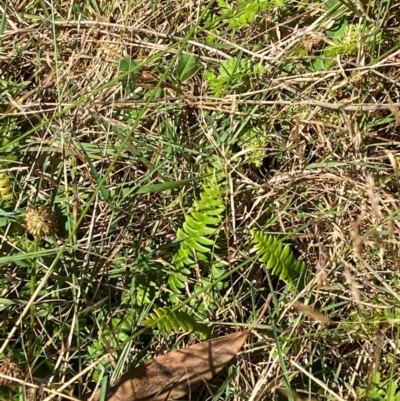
326;18;348;38
145;86;162;100
176;54;202;83
0;298;18;305
0;249;57;265
119;57;139;77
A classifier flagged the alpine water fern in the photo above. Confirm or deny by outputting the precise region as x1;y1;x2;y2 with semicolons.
168;165;226;294
251;230;311;291
142;307;210;338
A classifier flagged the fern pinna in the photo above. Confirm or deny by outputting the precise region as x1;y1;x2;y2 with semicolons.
142;307;210;338
251;230;311;291
168;167;226;294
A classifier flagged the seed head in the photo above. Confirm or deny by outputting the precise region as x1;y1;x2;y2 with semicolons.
0;356;23;387
24;205;57;239
0;172;12;201
27;385;45;401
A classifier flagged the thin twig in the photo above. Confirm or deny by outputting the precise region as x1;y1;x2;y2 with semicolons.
98;97;400;112
47;19;232;60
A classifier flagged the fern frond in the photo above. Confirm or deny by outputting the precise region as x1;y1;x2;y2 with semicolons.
168;167;226;293
251;230;311;291
142;307;210;338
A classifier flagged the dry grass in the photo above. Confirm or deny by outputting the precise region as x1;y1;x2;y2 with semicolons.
1;0;400;400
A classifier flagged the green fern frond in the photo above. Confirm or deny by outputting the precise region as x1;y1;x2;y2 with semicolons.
168;167;226;293
142;307;210;338
251;230;311;291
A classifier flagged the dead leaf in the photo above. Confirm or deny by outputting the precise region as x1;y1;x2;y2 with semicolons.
277;387;318;401
292;301;331;324
302;34;322;54
86;330;250;401
386;94;400;126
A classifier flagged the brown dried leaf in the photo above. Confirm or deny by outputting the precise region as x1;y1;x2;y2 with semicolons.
292;301;331;324
87;330;250;401
277;387;319;401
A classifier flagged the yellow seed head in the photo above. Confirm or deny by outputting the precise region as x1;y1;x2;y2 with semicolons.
0;172;12;201
24;205;57;239
0;356;23;387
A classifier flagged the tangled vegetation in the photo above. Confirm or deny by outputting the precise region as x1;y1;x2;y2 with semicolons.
1;0;400;400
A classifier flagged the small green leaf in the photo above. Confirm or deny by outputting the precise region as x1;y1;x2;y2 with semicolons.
145;86;162;100
0;298;17;306
326;18;348;38
324;0;340;11
176;54;202;83
311;58;327;72
119;57;140;94
119;57;139;76
75;140;110;202
134;177;200;195
72;4;90;18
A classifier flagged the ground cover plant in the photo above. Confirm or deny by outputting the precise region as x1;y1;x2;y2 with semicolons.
1;0;400;400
